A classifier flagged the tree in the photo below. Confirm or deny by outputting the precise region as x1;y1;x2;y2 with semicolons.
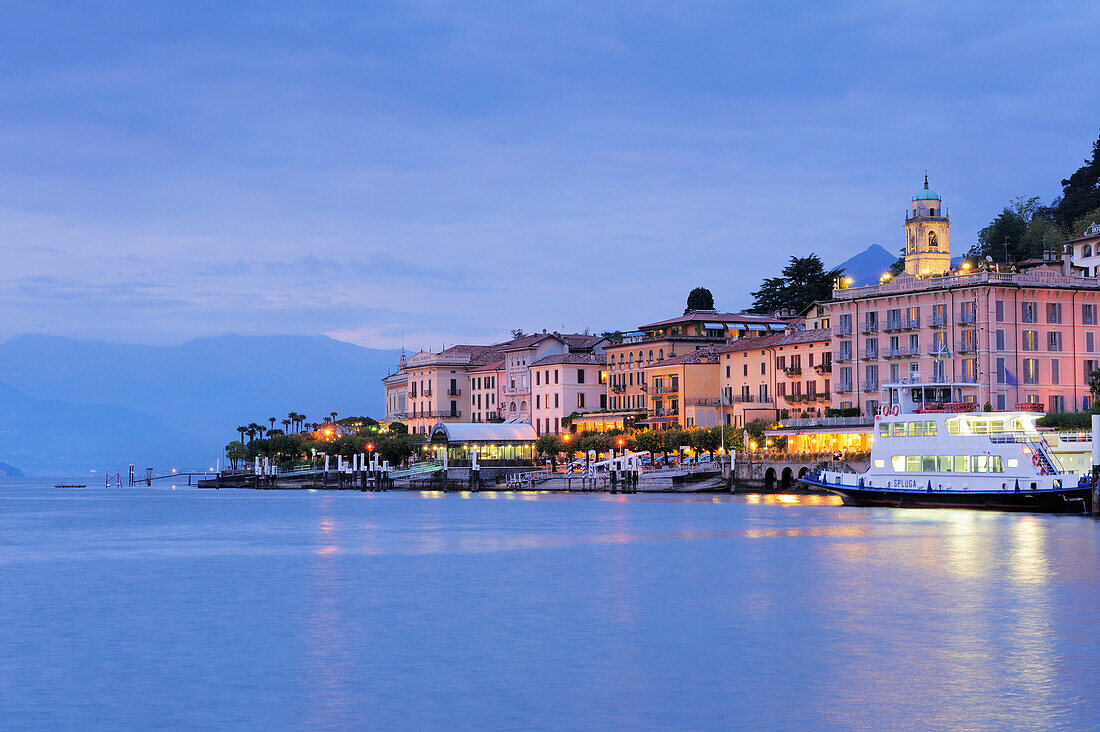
377;434;415;467
685;287;715;313
1090;368;1100;402
268;417;276;432
225;441;247;469
690;427;720;456
600;330;624;343
751;254;843;315
1053;132;1100;231
388;421;408;434
535;434;564;469
632;429;661;457
510;329;526;339
282;418;292;433
236;425;247;443
967;196;1060;263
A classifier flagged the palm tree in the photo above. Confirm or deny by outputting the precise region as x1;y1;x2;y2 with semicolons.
330;411;338;424
288;412;300;433
236;425;247;442
268;417;276;432
246;426;257;443
282;419;291;433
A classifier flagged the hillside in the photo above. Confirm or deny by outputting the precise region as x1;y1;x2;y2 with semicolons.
834;244;898;286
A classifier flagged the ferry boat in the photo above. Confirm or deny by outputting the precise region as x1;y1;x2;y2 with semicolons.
801;382;1094;513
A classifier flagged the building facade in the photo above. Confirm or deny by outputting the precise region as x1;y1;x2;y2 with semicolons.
529;353;607;435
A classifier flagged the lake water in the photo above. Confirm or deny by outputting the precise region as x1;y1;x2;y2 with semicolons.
1;479;1099;730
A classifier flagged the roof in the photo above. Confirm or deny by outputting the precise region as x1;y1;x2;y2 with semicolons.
529;352;604;367
914;175;940;201
429;422;537;442
717;334;786;354
773;327;831;346
469;358;505;373
638;311;787;331
499;332;605;352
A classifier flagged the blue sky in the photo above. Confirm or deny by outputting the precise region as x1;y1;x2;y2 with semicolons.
1;1;1099;349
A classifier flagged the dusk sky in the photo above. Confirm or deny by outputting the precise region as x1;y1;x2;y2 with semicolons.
2;2;1099;350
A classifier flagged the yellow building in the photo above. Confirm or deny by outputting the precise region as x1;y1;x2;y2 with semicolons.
640;346;721;429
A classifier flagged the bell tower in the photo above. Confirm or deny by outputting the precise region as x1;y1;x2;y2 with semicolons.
904;176;950;276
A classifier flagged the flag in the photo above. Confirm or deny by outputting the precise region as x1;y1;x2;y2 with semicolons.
1005;368;1018;387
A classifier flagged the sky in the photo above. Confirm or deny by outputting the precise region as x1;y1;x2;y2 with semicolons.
1;1;1099;351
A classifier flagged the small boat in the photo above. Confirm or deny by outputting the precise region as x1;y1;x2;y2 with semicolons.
801;381;1094;514
54;484;87;488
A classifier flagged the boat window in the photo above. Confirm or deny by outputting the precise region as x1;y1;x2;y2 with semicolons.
874;459;885;468
946;418;961;436
923;421;938;436
921;456;937;471
992;456;1004;472
1007;458;1018;468
974;455;989;473
891;456;906;472
878;423;890;438
937;456;953;472
892;422;906;437
905;456;921;472
907;421;923;437
971;421;988;435
988;420;1004;433
954;455;971;472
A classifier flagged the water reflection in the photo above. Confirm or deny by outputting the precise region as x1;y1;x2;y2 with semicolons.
305;497;352;727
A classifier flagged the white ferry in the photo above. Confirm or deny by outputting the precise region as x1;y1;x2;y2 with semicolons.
801;382;1094;513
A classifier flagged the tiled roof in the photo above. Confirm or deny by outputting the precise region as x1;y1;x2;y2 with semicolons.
499;332;605;351
530;352;604;367
639;311;787;330
716;334;786;354
469;358;505;372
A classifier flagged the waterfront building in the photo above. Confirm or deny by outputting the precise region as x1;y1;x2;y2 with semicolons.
829;181;1100;415
468;358;505;423
640;346;722;428
605;310;786;417
529;352;607;435
717;327;832;427
403;344;507;435
382;353;408;421
499;332;607;424
1068;221;1100;276
427;422;537;466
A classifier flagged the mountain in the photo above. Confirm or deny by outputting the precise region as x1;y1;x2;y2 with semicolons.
0;461;25;478
0;335;402;475
835;244;898;286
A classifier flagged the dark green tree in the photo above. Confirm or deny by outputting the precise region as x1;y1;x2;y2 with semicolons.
750;254;843;314
225;440;247;469
535;434;564;469
685;287;715;312
388;421;408;434
1053;132;1100;231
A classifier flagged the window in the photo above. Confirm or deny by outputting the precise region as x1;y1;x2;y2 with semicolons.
838;313;852;334
555;370;559;384
996;330;1005;351
1023;358;1039;384
1048;331;1062;352
1084;304;1097;326
743;364;748;376
996;357;1006;384
1022;330;1038;351
578;393;585;408
577;369;585;384
726;365;730;378
1021;301;1037;323
760;362;766;375
839;341;852;360
1047;302;1062;324
535;371;540;386
995;300;1005;322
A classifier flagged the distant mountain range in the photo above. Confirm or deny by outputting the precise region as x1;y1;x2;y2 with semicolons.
834;244;898;286
0;335;401;475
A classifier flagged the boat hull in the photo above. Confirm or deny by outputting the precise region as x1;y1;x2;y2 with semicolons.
801;477;1093;514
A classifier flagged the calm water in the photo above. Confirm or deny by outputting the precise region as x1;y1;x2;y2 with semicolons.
1;480;1099;730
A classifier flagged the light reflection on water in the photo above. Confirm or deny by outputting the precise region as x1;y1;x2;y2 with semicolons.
0;481;1097;729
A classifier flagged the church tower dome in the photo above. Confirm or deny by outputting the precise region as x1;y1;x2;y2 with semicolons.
904;175;951;276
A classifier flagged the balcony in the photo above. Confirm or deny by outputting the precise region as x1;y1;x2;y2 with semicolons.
610;384;625;394
447;388;462;396
836;324;853;336
836;383;854;394
726;395;773;404
930;315;948;327
814;363;832;374
782;366;802;376
685;397;722;407
427;410;461;418
861;323;879;334
835;352;853;363
651;408;679;417
956;342;978;354
651;385;678;395
859;351;880;360
885;319;918;331
885;347;918;359
862;380;879;391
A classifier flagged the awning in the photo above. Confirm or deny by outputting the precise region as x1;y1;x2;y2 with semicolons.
746;324;769;331
703;322;726;329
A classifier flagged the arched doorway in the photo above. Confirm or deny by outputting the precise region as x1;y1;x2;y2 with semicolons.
764;467;777;491
781;467;794;490
797;467;809;480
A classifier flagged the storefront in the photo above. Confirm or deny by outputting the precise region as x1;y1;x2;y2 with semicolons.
427;422;538;466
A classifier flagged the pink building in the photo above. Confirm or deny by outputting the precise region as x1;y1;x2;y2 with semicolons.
830;183;1100;414
529;353;607;435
